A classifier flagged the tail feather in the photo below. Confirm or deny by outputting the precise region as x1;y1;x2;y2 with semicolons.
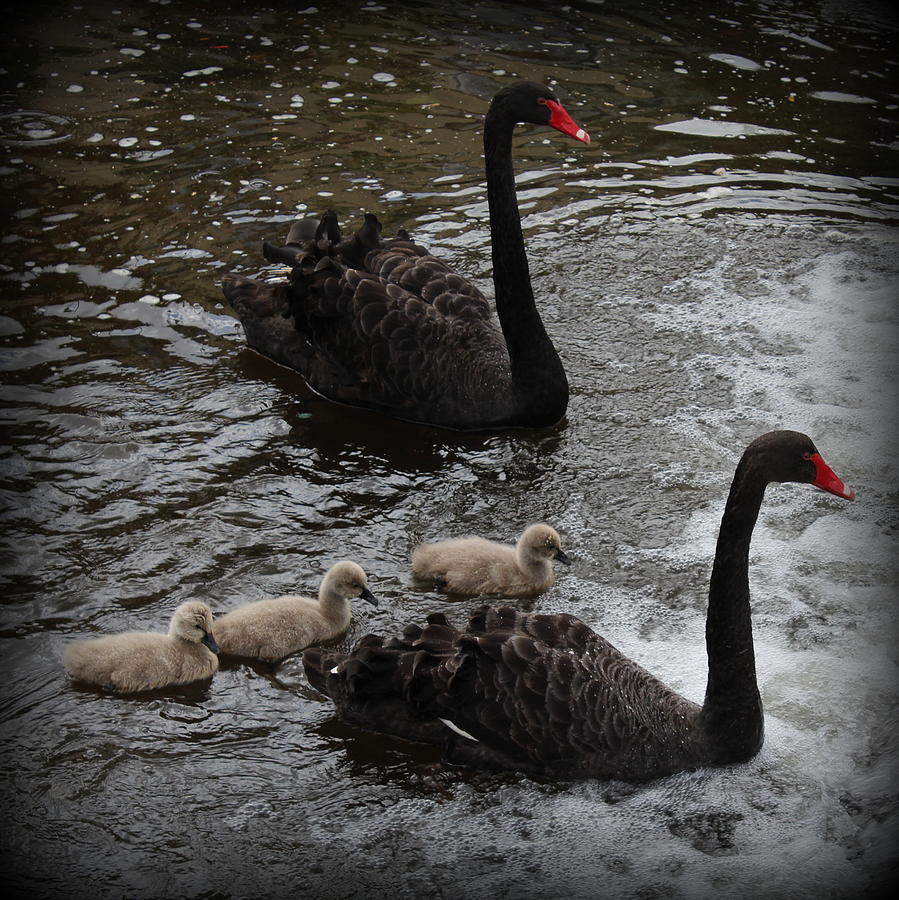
262;240;304;268
285;217;320;246
316;210;342;244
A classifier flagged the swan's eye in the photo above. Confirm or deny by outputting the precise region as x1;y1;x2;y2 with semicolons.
802;452;812;460
536;97;548;106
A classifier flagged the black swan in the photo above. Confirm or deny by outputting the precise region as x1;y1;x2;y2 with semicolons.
303;431;855;780
221;81;589;430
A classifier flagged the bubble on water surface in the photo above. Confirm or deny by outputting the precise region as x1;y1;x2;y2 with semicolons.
764;28;834;51
655;118;794;138
707;52;762;70
809;91;876;104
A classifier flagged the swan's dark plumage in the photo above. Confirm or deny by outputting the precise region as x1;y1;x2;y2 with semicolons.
304;606;703;780
303;431;855;780
222;81;589;430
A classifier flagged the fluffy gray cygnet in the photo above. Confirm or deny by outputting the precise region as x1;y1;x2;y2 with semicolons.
213;561;376;663
64;601;219;693
411;523;570;598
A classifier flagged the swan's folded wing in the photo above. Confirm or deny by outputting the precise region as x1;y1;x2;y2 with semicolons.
278;250;508;413
223;213;518;426
431;630;697;778
364;246;493;322
425;632;607;767
321;621;612;770
467;604;616;655
304;609;703;778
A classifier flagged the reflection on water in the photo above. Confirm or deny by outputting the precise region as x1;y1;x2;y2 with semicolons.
1;1;898;898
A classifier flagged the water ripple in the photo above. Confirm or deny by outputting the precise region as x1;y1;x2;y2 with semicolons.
0;110;74;146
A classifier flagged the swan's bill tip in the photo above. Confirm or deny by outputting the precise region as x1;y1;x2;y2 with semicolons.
329;665;339;674
814;484;855;501
576;128;590;143
812;480;855;501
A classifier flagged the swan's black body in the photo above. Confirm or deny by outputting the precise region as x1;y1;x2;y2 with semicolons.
222;82;588;430
303;432;854;780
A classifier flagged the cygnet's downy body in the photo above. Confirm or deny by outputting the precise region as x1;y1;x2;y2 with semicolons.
64;601;219;694
411;523;570;598
214;561;376;663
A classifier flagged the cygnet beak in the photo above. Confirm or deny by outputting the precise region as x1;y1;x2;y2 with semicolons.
360;587;378;606
202;631;220;654
555;548;572;565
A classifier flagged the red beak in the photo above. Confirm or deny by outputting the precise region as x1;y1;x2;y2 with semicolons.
545;99;590;144
810;452;855;501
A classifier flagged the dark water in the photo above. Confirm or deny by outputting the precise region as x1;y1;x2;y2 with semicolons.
1;1;897;898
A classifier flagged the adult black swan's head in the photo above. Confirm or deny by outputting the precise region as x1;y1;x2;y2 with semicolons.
487;80;590;144
743;429;855;499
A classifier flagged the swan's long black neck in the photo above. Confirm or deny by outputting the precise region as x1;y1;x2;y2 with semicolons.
700;454;766;762
483;106;567;424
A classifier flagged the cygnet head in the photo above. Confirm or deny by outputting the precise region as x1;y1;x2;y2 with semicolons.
322;561;378;606
518;524;571;565
170;601;220;653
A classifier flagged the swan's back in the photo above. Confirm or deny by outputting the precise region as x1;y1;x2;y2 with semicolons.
214;594;325;662
223;213;515;428
213;560;374;662
412;536;547;597
412;535;514;579
411;525;565;597
303;605;704;780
